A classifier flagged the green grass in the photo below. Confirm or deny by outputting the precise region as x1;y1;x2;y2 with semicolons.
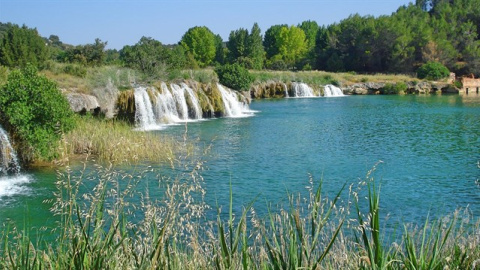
2;155;479;269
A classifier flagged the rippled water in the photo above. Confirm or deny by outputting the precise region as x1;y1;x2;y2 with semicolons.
1;94;479;229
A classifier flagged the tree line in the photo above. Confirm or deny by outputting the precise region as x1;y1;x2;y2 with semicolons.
1;0;479;77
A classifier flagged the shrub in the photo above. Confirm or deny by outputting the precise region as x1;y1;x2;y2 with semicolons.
63;64;87;78
453;80;463;89
0;65;75;162
417;61;450;80
268;59;288;70
215;63;253;91
383;82;407;94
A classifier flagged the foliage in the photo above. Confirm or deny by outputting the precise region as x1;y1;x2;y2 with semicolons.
121;37;165;77
0;65;75;162
215;63;253;91
59;38;107;67
0;24;48;69
227;28;249;64
263;24;287;60
248;23;266;69
180;26;217;68
264;25;307;69
417;61;450;80
120;37;189;80
276;25;308;69
383;82;408;94
226;23;265;70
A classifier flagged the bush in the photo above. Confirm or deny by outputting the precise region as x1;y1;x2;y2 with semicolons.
0;65;75;162
214;63;253;91
383;82;407;94
63;64;87;78
417;61;450;80
268;59;288;70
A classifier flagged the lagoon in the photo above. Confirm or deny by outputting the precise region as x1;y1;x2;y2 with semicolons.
1;94;479;229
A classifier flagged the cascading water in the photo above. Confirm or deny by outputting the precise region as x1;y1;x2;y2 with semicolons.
134;87;159;130
282;83;289;98
157;83;181;123
291;82;316;98
217;84;252;117
181;83;202;120
323;84;345;97
170;84;190;120
0;126;32;199
133;82;255;130
0;127;20;175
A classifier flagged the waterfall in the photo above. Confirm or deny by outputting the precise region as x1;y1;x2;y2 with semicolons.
181;83;202;120
282;83;289;98
291;82;316;97
134;87;159;130
0;126;32;199
134;83;207;130
323;84;345;97
155;83;181;123
133;82;255;130
0;126;20;175
170;84;190;120
217;84;251;117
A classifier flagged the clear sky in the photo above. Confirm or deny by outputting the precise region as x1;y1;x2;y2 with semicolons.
0;0;413;49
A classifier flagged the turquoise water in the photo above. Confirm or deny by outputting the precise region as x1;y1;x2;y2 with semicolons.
1;94;479;230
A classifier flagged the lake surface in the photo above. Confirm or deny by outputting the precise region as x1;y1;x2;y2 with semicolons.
1;94;479;230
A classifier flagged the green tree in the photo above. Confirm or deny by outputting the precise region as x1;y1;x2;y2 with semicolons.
263;24;287;60
298;20;319;52
227;28;249;64
120;36;166;75
247;23;266;69
276;25;307;68
180;26;217;67
226;23;265;69
63;38;107;66
214;34;227;65
0;65;75;162
0;24;48;68
120;37;187;76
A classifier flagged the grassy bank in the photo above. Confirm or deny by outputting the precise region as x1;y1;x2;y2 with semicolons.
251;70;417;86
60;116;188;165
1;158;479;269
39;62;417;95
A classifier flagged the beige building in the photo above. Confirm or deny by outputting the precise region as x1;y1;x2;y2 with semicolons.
461;75;480;94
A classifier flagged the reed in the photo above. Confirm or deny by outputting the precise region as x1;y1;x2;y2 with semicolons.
1;156;479;269
61;116;185;165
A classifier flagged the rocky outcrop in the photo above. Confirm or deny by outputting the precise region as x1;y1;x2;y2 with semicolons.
250;81;290;98
343;82;386;95
92;78;120;118
66;93;100;114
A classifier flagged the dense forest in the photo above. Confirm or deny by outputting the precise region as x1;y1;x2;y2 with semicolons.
1;0;479;78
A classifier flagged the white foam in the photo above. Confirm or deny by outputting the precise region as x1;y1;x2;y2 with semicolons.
0;174;32;198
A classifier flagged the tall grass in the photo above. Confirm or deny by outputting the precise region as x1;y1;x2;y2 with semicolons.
1;154;479;269
61;116;186;165
251;70;416;87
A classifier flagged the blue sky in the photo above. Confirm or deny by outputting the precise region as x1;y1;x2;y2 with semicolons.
0;0;412;49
